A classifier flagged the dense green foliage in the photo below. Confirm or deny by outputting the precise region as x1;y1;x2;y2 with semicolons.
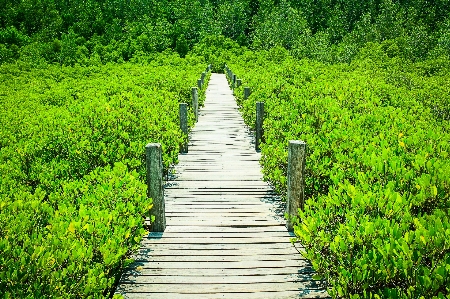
2;0;449;65
227;47;450;298
0;53;208;298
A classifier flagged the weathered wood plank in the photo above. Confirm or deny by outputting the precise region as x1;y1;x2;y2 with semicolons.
141;237;294;245
132;248;303;257
119;291;329;299
117;281;324;293
120;274;312;284
121;267;314;277
133;254;306;263
163;220;285;227
145;231;295;238
126;260;309;269
163;225;290;233
128;242;301;251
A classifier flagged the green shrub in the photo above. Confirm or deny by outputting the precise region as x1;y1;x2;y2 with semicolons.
228;51;450;298
0;55;208;298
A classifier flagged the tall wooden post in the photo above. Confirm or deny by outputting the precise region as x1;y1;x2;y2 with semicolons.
244;87;251;100
197;78;202;90
255;102;264;151
232;74;237;88
286;140;306;232
145;143;165;232
191;87;199;122
179;103;188;153
237;79;242;88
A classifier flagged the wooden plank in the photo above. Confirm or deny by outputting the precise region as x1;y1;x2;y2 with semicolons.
165;181;269;187
164;209;283;214
163;221;285;227
144;231;295;238
125;260;308;270
121;267;315;277
164;220;285;227
164;203;280;209
132;253;306;263
116;282;322;293
118;290;329;299
165;212;276;218
132;248;302;257
120;274;313;284
130;243;299;250
141;237;294;245
163;225;290;233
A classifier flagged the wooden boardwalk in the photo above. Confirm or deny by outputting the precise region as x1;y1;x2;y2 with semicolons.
115;74;329;298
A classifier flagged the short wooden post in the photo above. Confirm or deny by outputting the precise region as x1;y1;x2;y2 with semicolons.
244;87;251;100
179;103;188;153
286;140;306;232
255;102;264;151
232;74;237;88
201;71;206;84
237;79;242;88
197;78;202;90
191;87;199;122
145;143;165;232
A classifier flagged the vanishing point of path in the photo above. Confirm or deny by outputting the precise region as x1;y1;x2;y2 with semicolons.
115;73;329;298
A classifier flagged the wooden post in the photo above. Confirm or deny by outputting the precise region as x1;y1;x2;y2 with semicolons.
201;72;206;84
244;87;251;100
232;74;237;88
286;140;306;232
197;78;202;90
179;103;188;153
191;87;199;122
255;102;264;151
145;143;165;232
237;79;242;88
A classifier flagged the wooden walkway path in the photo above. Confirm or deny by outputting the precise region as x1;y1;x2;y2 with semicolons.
115;74;329;298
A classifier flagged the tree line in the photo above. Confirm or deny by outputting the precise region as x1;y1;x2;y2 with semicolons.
1;0;449;64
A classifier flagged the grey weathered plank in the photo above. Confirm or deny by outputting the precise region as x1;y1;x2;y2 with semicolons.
160;225;290;233
118;291;328;299
132;254;305;263
125;260;308;269
132;242;302;251
141;237;294;245
133;248;304;257
120;274;311;284
116;73;328;298
121;267;314;277
144;231;295;238
117;282;323;293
